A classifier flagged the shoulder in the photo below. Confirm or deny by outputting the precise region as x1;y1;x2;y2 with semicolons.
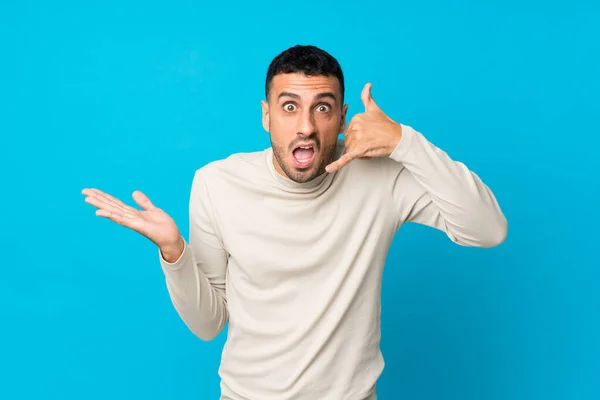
193;148;268;183
187;148;272;208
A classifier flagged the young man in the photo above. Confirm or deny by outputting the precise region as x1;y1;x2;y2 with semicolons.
83;45;507;400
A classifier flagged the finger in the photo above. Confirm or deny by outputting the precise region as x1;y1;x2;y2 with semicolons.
96;209;126;225
132;190;155;211
83;189;130;217
83;188;128;210
342;121;357;143
360;82;379;112
84;194;127;216
345;118;358;132
325;152;355;173
361;82;372;111
96;208;140;230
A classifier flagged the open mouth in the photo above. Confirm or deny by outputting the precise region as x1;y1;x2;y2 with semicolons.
292;143;316;168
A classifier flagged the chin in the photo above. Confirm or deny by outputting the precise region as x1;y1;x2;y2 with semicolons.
272;140;336;183
284;162;323;183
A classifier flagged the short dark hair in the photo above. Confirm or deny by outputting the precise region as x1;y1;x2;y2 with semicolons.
265;45;345;104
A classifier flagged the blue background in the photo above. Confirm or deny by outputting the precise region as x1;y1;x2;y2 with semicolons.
1;1;598;399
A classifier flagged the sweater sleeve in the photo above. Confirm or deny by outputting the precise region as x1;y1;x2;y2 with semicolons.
159;168;229;340
385;124;508;248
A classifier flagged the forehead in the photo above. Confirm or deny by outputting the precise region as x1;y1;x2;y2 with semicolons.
269;73;341;102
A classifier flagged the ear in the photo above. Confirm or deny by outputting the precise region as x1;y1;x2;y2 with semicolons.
339;103;348;134
261;100;270;132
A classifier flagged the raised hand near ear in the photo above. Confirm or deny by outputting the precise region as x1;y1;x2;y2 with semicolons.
325;83;403;173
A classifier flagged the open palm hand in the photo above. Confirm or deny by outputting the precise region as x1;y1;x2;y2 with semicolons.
82;188;181;251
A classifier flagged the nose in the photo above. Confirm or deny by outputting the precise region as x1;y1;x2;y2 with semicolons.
297;108;316;136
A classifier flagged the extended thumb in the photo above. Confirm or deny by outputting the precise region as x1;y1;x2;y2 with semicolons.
361;82;375;111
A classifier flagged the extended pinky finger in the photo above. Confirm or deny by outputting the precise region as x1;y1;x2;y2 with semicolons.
325;152;354;173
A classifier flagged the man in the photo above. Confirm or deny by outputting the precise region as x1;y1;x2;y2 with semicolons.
82;45;507;400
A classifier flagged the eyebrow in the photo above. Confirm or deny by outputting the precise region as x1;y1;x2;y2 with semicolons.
278;91;337;103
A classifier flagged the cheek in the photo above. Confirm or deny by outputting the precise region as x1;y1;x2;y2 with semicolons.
316;114;342;137
268;118;295;144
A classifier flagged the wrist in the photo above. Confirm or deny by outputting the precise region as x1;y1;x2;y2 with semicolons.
160;236;184;263
387;122;403;155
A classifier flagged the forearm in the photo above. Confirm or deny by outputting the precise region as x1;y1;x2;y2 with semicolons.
159;240;228;340
391;124;507;247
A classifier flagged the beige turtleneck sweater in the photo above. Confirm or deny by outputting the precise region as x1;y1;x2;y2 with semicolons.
158;124;507;400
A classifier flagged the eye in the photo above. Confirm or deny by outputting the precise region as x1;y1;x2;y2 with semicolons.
283;103;297;112
316;104;331;113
